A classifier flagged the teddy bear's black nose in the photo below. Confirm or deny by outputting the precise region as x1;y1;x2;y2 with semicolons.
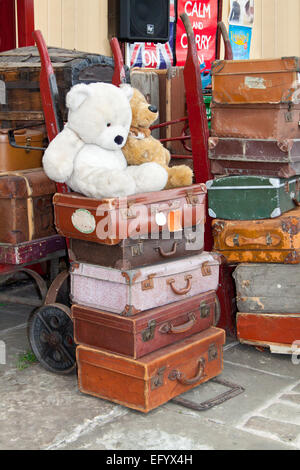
114;135;124;145
148;105;157;113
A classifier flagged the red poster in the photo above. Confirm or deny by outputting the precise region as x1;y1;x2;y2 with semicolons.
176;0;218;69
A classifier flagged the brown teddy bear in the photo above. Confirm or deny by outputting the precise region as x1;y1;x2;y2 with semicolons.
122;87;193;190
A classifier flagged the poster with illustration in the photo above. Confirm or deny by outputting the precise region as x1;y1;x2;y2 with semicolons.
228;0;254;26
175;0;219;69
228;0;254;59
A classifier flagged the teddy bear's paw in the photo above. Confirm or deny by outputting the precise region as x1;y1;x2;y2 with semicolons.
126;162;168;193
92;170;137;198
42;153;74;183
166;165;194;189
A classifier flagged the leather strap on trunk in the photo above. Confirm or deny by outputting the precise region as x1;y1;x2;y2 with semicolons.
0;171;34;240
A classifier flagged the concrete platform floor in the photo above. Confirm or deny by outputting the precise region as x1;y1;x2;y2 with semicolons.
0;285;300;451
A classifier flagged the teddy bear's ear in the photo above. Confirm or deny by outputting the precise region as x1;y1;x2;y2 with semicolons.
66;83;92;111
119;84;134;102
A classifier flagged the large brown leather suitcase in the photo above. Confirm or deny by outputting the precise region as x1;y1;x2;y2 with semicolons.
69;225;204;269
0;46;130;129
76;327;225;412
212;206;300;264
210;103;300;141
237;312;300;353
209;137;300;178
211;57;300;105
72;291;219;359
0;128;44;171
0;168;57;243
53;184;206;245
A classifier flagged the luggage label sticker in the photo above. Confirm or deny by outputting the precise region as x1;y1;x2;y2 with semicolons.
71;209;96;234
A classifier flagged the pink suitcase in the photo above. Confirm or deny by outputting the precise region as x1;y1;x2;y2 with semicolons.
70;252;221;316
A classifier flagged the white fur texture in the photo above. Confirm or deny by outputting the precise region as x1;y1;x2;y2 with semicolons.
42;82;167;199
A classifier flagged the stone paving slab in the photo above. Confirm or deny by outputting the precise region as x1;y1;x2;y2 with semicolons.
244;416;300;446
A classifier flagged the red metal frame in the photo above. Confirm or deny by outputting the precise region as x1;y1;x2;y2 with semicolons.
17;0;35;47
0;0;16;52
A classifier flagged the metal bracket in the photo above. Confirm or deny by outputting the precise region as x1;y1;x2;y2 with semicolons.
142;320;156;342
151;367;165;390
171;378;245;411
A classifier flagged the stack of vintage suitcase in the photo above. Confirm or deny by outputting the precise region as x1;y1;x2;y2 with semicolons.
53;184;226;412
206;57;300;353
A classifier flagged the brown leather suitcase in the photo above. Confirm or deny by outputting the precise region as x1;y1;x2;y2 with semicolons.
72;291;219;359
69;225;204;269
76;326;225;412
211;57;300;105
0;46;130;128
53;184;206;245
0;168;57;243
0;128;44;171
237;312;300;353
210;103;300;141
212;206;300;264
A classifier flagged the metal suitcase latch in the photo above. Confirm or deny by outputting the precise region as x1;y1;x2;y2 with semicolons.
208;343;218;362
141;273;156;290
151;366;165;390
200;301;210;318
201;261;212;276
186;192;199;205
131;242;143;257
142;320;156;342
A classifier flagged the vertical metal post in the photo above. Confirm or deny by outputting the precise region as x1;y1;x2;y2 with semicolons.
0;0;16;52
17;0;35;47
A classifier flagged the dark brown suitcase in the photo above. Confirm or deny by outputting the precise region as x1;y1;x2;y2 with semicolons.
209;136;300;178
76;326;225;412
0;168;57;243
72;291;219;359
69;225;204;269
0;46;130;128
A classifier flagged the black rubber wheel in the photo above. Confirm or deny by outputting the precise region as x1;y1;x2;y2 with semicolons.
28;304;76;374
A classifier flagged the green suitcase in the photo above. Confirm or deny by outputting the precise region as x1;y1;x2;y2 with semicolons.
207;175;300;220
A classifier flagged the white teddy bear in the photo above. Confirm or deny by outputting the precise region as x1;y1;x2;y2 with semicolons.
42;82;168;199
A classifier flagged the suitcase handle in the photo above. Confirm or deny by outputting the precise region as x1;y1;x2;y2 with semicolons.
169;358;206;385
157;242;177;258
8;129;46;152
159;313;196;334
167;274;192;295
293;198;300;207
225;233;281;248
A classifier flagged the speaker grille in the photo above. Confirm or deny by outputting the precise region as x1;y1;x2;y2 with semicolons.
119;0;170;42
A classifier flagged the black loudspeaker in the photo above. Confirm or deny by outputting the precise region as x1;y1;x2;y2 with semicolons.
118;0;170;43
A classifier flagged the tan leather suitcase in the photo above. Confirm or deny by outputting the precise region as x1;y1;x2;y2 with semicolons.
211;57;300;105
0;128;44;171
0;168;57;243
76;327;225;413
212;206;300;264
53;183;206;245
72;291;219;359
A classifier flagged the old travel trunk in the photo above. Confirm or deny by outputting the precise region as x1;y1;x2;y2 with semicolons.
208;137;300;178
0;168;57;243
0;46;130;128
70;252;221;315
53;184;206;245
211;57;300;105
0;128;45;171
237;312;300;351
69;225;204;269
0;235;66;264
76;327;225;413
207;175;300;220
72;291;219;359
212;206;300;264
233;263;300;313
